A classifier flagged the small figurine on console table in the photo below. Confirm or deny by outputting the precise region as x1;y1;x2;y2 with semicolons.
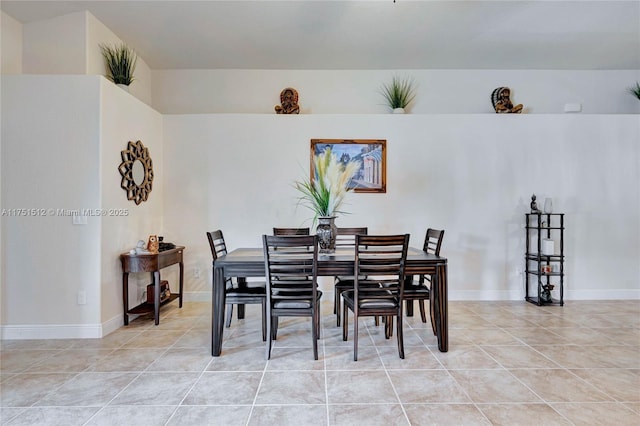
147;235;159;254
530;194;541;213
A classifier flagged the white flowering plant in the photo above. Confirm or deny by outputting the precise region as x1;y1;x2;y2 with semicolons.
295;148;360;220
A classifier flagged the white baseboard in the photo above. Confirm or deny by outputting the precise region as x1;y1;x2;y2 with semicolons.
3;289;637;340
101;314;124;337
448;289;640;301
1;323;103;340
564;289;640;300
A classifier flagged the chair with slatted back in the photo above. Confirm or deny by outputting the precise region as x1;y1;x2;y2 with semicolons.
342;234;410;361
403;229;444;335
273;227;310;236
207;230;267;341
332;227;370;326
263;234;322;360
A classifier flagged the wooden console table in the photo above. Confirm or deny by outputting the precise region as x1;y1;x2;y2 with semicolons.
120;246;185;325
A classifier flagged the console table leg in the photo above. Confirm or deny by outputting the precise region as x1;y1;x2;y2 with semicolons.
179;261;184;308
122;273;129;325
153;271;161;325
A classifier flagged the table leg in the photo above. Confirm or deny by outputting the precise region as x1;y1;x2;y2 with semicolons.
435;263;448;352
404;276;414;317
153;271;161;325
212;265;226;356
236;277;247;319
122;272;129;325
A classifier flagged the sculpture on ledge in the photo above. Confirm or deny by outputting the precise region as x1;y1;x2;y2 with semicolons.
275;87;300;114
530;194;541;213
491;87;523;113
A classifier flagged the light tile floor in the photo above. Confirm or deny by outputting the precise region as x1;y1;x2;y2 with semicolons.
1;298;639;425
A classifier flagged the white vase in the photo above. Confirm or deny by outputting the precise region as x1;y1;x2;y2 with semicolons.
543;198;553;213
116;83;130;93
392;107;405;114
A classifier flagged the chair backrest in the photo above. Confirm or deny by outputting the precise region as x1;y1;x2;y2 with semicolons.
207;229;237;290
273;227;310;236
335;227;368;247
355;234;410;297
263;235;318;301
423;229;445;256
207;229;227;260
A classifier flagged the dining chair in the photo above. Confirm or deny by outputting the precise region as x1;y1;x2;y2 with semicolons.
342;234;410;361
403;228;444;335
332;227;370;326
263;234;322;360
273;227;310;236
207;230;267;341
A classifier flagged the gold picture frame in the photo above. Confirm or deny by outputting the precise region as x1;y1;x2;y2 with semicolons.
310;139;386;193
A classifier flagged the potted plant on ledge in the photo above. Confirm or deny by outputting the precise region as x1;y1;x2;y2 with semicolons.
100;42;137;91
295;148;360;253
380;75;417;113
629;82;640;101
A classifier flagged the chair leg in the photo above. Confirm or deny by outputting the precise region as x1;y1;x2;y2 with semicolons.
335;289;342;327
406;299;414;317
261;300;267;341
418;300;427;323
397;312;405;359
265;312;272;360
317;302;322;340
353;311;359;362
272;317;279;340
312;308;319;360
225;303;233;328
342;302;349;341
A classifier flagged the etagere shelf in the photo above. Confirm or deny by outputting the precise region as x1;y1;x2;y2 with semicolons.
525;213;564;306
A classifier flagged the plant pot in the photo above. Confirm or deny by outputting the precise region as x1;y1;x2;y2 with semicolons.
116;83;130;93
316;216;337;254
392;107;405;114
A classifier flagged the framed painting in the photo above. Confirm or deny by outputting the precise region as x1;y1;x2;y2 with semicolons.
310;139;386;193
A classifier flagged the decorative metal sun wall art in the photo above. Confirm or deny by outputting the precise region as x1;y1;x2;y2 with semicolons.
118;140;154;205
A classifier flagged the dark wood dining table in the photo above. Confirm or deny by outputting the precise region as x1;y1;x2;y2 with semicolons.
211;246;448;356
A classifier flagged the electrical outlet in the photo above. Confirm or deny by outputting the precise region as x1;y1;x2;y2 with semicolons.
77;291;87;305
194;268;201;278
72;215;87;225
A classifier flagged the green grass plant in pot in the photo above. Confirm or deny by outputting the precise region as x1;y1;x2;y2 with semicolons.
380;75;417;113
100;42;137;88
295;148;360;253
629;82;640;100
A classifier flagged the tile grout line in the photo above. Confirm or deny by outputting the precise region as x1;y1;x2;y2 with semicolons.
367;319;412;426
162;319;214;426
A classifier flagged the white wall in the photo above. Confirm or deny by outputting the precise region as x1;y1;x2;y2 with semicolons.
17;11;153;105
99;78;164;329
87;13;153;106
22;11;87;74
1;75;163;338
152;69;640;114
1;11;22;74
163;114;640;301
1;76;102;336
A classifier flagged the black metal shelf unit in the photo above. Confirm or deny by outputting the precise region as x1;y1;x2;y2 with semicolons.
525;213;564;306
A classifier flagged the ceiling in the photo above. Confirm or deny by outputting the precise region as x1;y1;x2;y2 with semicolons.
2;0;639;70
